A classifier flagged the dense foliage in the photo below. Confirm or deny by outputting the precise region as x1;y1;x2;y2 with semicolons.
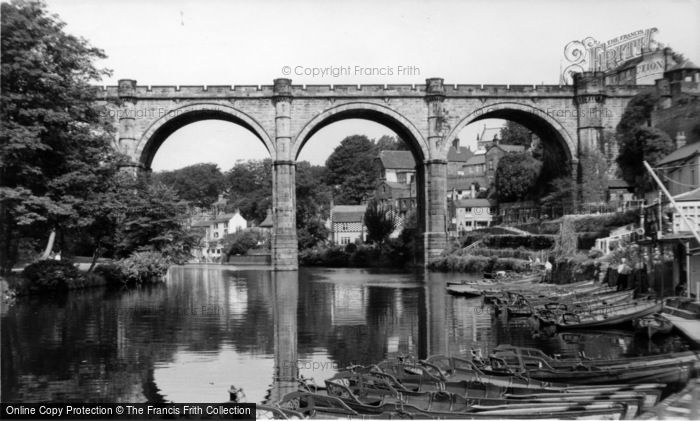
0;0;124;273
363;200;395;244
616;92;675;193
22;259;81;292
118;251;170;284
223;230;268;256
494;152;542;202
325;135;407;205
116;181;198;264
152;163;225;209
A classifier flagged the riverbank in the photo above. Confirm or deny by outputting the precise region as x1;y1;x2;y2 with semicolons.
4;251;171;298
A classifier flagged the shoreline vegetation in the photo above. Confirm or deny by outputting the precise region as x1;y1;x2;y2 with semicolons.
4;251;171;298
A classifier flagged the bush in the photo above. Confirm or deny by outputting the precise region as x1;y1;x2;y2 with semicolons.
573;209;640;232
22;260;81;293
468;246;542;260
93;263;128;286
481;235;555;250
493;257;530;272
224;230;267;256
118;251;169;284
349;245;381;267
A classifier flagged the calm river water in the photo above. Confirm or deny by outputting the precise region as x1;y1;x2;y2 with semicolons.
1;266;693;403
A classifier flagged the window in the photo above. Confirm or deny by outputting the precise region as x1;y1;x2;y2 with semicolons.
464;207;472;213
224;222;229;228
341;236;350;245
341;223;348;231
214;232;219;238
488;159;494;170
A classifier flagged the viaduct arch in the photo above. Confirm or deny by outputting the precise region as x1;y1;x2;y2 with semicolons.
95;74;641;270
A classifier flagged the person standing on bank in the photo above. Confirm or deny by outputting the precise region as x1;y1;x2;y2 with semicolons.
544;258;553;283
617;258;632;291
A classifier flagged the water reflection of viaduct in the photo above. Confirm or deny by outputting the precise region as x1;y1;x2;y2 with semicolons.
96;75;640;270
261;270;494;403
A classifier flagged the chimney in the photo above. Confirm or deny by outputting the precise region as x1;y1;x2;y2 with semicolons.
470;183;476;198
452;137;460;149
676;131;687;149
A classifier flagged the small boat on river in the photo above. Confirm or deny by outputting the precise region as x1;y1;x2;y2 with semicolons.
633;313;673;338
663;297;700;345
534;299;663;330
637;377;700;420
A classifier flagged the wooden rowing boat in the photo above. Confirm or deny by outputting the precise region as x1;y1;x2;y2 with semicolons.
484;352;697;386
555;300;663;330
633;313;673;338
279;387;629;419
637;377;700;420
317;372;646;419
376;355;665;406
492;344;700;371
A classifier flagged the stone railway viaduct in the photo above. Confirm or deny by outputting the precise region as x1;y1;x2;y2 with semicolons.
95;74;641;270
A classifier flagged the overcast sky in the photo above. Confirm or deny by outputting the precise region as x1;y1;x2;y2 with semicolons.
45;0;700;171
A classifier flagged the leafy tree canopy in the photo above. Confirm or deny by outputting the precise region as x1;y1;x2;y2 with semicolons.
152;163;225;209
499;121;532;147
1;0;122;272
617;126;674;193
494;152;542;202
326;135;408;205
364;200;395;244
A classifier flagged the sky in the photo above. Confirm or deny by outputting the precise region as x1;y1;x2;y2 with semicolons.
44;0;700;171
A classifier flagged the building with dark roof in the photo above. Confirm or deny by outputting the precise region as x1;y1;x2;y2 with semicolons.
657;142;700;197
330;205;367;244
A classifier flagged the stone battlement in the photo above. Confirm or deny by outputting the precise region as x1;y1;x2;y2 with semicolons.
93;82;621;99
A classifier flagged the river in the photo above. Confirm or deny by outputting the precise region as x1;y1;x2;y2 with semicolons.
1;265;693;403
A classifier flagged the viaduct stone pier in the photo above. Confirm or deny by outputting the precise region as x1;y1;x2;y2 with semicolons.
95;74;640;270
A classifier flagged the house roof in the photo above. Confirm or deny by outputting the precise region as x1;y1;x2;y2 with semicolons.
331;205;367;223
667;59;700;72
447;146;474;162
378;150;415;170
190;219;211;227
674;187;700;202
657;142;700;165
454;199;495;208
447;177;487;190
465;154;486;166
211;213;240;223
381;181;411;190
488;143;526;154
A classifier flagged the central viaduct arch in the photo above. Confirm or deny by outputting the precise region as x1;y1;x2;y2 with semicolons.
95;74;641;270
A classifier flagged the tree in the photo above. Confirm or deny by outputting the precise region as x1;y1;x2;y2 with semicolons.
375;135;409;151
541;176;577;210
152;163;225;209
225;159;272;223
499;121;532;147
615;91;676;193
494;153;542;202
325;135;381;204
364;200;395;244
617;126;674;193
1;0;119;273
296;161;331;249
116;181;197;263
